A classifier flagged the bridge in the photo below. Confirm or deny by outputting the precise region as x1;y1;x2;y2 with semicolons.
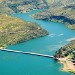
0;48;54;58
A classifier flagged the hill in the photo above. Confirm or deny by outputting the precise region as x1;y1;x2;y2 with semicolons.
54;40;75;73
0;14;48;48
32;1;75;30
0;0;49;14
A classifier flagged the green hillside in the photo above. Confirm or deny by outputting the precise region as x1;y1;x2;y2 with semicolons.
0;0;48;14
54;40;75;59
0;14;48;48
32;5;75;30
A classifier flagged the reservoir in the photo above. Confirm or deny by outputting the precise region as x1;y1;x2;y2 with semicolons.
0;10;75;75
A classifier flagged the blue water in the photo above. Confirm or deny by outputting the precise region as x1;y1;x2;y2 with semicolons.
0;10;75;75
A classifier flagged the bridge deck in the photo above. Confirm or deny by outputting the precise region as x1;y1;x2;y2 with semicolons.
0;48;54;58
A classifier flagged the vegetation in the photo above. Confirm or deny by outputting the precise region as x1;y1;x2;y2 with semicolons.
54;40;75;64
0;14;48;48
54;40;75;74
0;0;75;74
0;2;14;14
32;1;75;30
0;0;75;62
0;0;49;48
0;0;48;14
69;71;75;74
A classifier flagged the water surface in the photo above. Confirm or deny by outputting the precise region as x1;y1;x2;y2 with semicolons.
0;10;75;75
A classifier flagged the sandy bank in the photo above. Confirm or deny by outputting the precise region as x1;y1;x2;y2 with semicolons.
58;58;75;73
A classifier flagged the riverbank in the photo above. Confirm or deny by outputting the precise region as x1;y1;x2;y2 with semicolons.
54;40;75;74
59;58;75;74
32;5;75;30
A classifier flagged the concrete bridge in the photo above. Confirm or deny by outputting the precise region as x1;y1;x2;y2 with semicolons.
0;48;54;58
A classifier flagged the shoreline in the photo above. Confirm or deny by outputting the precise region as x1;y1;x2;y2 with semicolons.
58;58;75;74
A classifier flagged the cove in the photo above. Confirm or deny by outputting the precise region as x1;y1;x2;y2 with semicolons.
0;10;75;75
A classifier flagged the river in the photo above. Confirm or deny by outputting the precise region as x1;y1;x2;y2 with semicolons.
0;10;75;75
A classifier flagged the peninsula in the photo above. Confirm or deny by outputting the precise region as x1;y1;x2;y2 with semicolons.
54;40;75;74
0;14;48;48
0;0;49;48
